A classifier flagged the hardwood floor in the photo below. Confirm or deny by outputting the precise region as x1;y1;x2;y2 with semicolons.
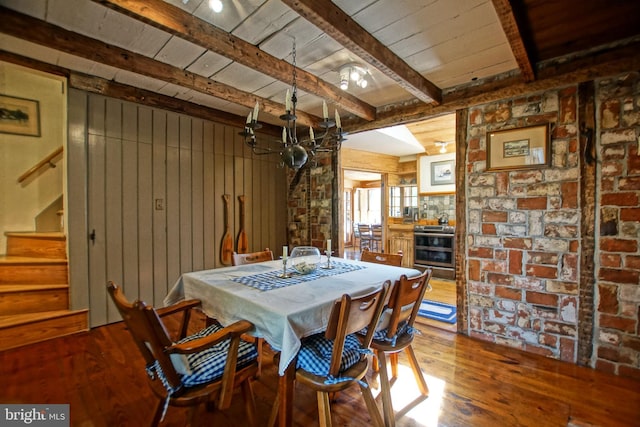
344;247;457;332
2;311;638;427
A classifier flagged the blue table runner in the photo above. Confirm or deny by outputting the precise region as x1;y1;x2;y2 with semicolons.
231;261;366;291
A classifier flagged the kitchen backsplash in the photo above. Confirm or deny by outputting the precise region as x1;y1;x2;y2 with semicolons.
419;194;456;222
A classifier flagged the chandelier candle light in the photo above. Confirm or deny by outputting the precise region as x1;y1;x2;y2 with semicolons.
241;41;346;170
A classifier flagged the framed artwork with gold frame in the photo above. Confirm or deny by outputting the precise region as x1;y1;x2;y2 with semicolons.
486;123;550;171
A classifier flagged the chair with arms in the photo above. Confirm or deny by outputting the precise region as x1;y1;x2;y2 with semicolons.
269;282;390;427
107;281;259;427
369;269;433;427
232;248;274;266
360;248;403;267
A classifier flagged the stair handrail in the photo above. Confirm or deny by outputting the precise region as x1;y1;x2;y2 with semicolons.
18;146;64;183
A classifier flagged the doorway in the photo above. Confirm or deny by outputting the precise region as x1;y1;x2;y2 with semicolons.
343;170;382;255
339;113;458;331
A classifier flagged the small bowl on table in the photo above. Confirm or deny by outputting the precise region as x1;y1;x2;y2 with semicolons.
289;246;321;275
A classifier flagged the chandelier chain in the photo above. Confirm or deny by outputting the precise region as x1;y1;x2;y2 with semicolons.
240;39;345;170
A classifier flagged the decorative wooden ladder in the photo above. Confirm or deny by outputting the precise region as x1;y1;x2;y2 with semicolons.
0;232;88;351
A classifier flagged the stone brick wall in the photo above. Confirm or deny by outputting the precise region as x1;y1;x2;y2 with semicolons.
595;71;640;379
467;87;582;362
287;152;333;249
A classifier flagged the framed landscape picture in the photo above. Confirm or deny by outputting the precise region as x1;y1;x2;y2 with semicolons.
486;123;550;171
431;159;455;185
0;94;41;137
419;153;456;194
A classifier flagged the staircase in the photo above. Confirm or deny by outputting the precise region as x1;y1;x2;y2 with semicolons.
0;232;88;352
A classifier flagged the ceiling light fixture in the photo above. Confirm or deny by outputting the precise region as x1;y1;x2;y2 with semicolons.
208;0;223;13
436;141;450;154
242;41;346;170
338;64;370;90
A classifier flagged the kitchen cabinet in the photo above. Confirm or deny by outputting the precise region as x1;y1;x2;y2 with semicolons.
387;224;414;268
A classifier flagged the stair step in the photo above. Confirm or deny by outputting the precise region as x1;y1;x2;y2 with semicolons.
0;284;69;315
0;256;68;284
5;232;66;259
0;310;88;352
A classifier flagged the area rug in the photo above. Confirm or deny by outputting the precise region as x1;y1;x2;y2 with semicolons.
418;300;457;324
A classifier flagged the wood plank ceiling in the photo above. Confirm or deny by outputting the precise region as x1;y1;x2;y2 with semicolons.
0;0;639;156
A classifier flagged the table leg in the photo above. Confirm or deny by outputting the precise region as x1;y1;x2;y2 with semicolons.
278;362;296;427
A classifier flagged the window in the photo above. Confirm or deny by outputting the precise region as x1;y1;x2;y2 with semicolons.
344;190;352;244
354;187;381;224
389;186;401;217
389;185;417;217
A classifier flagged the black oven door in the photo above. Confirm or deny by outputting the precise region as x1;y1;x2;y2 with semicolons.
414;233;453;249
414;232;455;268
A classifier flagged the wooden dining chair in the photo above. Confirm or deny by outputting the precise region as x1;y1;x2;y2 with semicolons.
269;282;390;427
107;281;259;427
352;223;361;249
360;248;403;267
370;224;383;252
358;224;372;251
368;269;433;427
232;248;274;265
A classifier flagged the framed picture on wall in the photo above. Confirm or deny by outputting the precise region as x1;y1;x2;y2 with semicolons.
486;123;550;171
0;94;41;137
431;159;455;185
419;153;455;194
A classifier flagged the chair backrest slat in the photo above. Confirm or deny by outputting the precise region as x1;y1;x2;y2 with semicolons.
358;224;371;236
325;282;389;376
385;270;432;338
360;248;402;267
107;281;183;388
232;248;274;266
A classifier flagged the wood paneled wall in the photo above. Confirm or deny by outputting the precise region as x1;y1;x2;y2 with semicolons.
67;90;287;327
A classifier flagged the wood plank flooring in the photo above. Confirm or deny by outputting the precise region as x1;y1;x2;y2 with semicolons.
2;310;638;427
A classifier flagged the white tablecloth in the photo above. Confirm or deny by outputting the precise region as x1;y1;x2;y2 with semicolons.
164;257;420;375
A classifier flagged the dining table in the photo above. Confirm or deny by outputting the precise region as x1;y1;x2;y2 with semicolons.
164;256;421;427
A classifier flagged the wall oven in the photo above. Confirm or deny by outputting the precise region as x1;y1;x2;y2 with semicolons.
414;225;455;279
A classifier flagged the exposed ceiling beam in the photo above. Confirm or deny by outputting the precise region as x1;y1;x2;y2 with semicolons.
0;49;283;136
491;0;535;82
344;40;640;133
0;6;321;128
92;0;376;121
281;0;442;105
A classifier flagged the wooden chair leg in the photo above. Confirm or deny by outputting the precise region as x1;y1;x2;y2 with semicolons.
372;349;380;372
360;379;385;427
405;346;429;396
390;353;399;379
267;393;279;427
150;399;164;427
241;379;257;427
186;405;199;427
255;337;263;378
377;351;395;427
240;335;263;378
317;391;332;427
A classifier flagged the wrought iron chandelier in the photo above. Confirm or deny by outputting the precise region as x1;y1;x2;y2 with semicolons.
241;41;346;170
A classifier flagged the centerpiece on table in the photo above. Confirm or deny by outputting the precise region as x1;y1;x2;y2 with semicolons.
289;246;321;274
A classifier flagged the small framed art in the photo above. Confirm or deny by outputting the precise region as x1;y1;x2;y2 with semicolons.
486;123;550;171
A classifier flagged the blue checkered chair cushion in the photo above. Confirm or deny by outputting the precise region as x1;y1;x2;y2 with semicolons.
176;323;258;387
146;323;258;421
360;320;412;346
296;333;364;379
148;323;258;389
